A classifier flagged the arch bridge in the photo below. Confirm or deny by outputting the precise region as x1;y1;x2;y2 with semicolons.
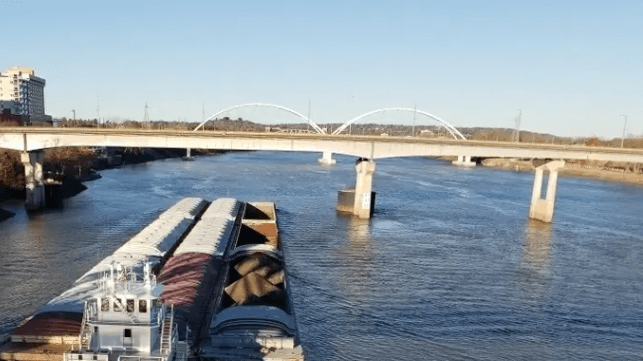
332;107;466;140
193;104;466;140
194;103;326;135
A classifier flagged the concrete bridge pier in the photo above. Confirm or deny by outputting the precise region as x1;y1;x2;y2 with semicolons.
529;160;565;223
452;155;476;167
335;158;376;219
183;147;194;161
21;151;46;211
318;151;336;165
353;159;376;218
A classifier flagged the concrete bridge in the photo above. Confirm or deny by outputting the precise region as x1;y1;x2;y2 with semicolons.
2;127;643;222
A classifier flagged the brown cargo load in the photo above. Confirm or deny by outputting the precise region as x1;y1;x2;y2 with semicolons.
224;271;278;305
234;253;279;277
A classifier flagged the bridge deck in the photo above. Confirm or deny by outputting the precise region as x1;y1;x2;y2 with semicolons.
1;128;642;163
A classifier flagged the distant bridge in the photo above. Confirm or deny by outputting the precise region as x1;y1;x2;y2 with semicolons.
332;107;466;140
192;103;466;140
3;128;642;222
193;103;327;135
1;128;642;162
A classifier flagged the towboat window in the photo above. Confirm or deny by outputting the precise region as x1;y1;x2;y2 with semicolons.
138;300;147;313
114;299;123;312
101;298;110;312
126;299;135;313
124;329;132;338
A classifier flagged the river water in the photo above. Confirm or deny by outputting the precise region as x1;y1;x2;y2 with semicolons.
1;152;642;360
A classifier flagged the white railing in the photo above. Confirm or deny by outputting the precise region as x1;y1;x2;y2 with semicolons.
64;352;109;361
160;304;174;358
118;356;163;361
79;300;95;350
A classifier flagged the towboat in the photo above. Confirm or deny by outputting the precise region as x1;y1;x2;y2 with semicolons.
63;263;187;361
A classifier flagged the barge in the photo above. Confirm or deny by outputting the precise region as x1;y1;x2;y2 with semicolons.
0;198;304;361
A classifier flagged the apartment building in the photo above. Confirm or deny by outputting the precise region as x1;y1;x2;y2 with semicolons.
0;67;47;123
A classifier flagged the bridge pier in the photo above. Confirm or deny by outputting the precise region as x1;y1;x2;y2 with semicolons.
452;155;476;167
529;160;565;223
183;148;194;161
354;159;376;218
318;151;336;165
336;158;376;219
21;151;46;211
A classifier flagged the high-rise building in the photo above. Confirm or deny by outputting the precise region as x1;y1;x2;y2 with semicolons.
0;67;48;123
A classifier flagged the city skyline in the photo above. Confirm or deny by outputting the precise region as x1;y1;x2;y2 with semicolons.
1;0;641;138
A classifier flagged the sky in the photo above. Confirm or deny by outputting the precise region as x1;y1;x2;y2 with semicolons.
1;0;642;138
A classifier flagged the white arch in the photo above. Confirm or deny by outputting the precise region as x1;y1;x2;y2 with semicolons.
332;108;466;140
193;103;326;134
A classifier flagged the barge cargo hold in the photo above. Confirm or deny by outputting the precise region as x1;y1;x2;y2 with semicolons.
0;198;304;361
201;202;304;361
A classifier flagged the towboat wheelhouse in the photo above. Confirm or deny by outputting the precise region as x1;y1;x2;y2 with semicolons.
64;263;187;361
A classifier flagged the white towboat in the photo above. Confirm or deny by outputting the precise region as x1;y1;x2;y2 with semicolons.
63;263;188;361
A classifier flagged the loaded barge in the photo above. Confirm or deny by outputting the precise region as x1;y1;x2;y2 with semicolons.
0;198;304;361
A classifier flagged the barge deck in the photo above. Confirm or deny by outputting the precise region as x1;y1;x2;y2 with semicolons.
0;198;304;361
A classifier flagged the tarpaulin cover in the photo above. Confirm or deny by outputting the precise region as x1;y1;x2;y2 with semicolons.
158;253;224;343
14;312;82;336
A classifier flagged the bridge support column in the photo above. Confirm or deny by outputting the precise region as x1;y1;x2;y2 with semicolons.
452;155;476;167
529;160;565;223
183;148;194;161
336;159;376;219
353;159;376;219
21;151;46;211
318;151;336;165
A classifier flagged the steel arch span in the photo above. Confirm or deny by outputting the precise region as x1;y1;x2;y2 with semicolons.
332;108;466;140
193;103;326;134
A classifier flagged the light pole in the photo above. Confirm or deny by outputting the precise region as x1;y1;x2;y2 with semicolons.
621;114;628;149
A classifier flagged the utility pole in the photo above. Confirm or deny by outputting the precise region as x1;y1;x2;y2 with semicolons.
97;95;100;124
307;99;311;133
144;103;150;123
621;114;628;148
412;104;417;137
349;95;354;136
512;109;522;142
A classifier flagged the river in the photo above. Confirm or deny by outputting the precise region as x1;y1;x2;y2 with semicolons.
1;152;642;360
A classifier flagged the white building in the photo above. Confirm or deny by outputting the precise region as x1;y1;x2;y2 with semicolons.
0;67;48;123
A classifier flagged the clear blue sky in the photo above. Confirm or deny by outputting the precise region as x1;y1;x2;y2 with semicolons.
2;0;641;137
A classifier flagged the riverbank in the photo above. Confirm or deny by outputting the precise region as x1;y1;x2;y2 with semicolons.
0;147;225;221
479;158;643;185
